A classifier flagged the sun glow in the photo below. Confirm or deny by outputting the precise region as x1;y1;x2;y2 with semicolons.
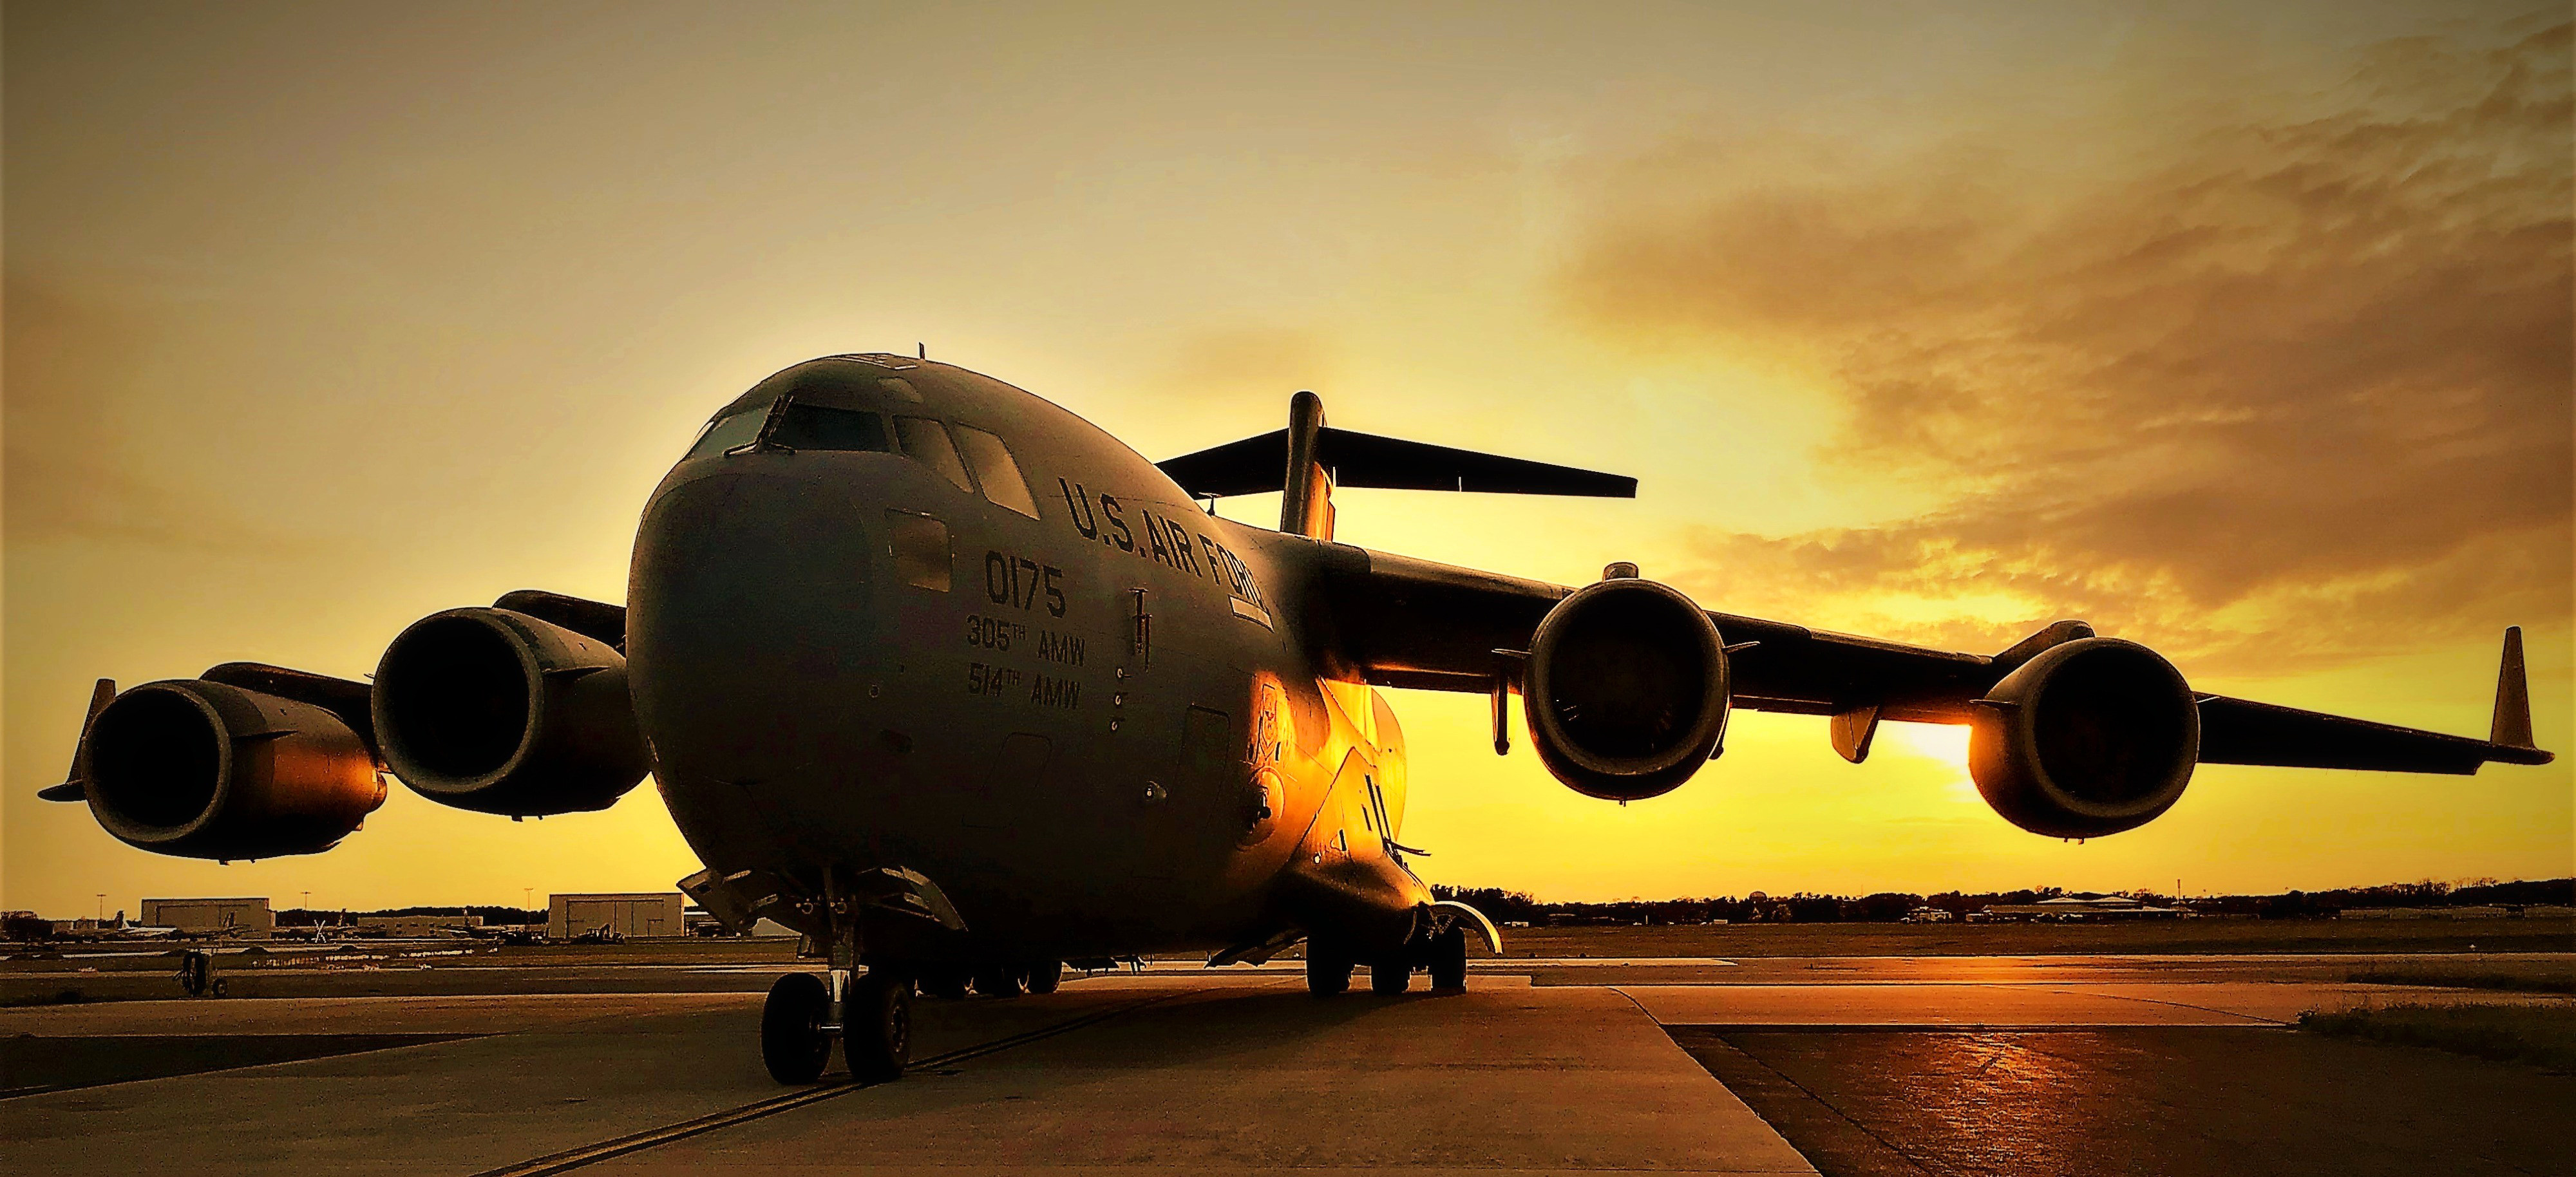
1879;722;1982;804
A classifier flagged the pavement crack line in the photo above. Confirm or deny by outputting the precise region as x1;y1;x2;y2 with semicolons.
469;988;1210;1177
1694;1031;1935;1177
1609;986;1924;1176
2018;984;2289;1026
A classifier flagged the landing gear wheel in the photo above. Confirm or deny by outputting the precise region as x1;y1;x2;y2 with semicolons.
972;965;1024;998
1306;946;1353;997
1428;926;1468;993
761;972;832;1084
1370;962;1412;995
1025;959;1063;994
843;972;912;1082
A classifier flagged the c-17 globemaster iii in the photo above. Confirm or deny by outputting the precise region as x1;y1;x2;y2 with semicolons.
43;354;2555;1082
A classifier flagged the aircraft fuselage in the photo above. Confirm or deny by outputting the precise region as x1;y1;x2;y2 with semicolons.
629;355;1423;965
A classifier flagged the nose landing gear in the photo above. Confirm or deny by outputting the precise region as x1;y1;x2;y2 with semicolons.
761;876;913;1086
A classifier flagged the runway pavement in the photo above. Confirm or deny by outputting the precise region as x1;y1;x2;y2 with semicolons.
2;958;2567;1176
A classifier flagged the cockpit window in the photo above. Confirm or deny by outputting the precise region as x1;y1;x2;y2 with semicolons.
685;410;767;460
894;417;976;493
885;510;950;591
954;426;1040;520
771;404;891;452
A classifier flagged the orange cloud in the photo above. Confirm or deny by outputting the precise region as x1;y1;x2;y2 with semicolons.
1564;21;2572;672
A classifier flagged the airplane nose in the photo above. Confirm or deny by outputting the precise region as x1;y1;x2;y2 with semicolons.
628;468;885;787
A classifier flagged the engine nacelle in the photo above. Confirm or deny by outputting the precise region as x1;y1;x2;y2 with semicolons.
1522;577;1731;802
1969;637;2200;838
80;681;385;860
372;607;649;816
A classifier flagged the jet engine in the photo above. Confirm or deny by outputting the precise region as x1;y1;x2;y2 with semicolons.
372;607;649;816
1521;576;1731;802
1969;637;2200;838
80;679;385;861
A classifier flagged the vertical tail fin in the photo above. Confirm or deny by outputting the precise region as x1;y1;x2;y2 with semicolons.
2490;626;2535;749
1280;390;1335;540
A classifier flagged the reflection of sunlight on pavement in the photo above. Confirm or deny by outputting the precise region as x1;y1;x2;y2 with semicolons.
1880;722;1981;803
1913;1033;2099;1176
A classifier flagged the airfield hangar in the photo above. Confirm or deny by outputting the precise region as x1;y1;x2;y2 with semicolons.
140;897;273;939
549;892;684;939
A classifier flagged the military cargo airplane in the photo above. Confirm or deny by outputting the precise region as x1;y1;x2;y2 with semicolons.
42;354;2555;1082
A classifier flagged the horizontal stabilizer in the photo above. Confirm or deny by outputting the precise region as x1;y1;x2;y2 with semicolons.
1159;426;1635;500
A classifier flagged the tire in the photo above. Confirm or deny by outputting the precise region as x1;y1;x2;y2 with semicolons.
1024;959;1063;994
1428;927;1468;993
972;964;1023;998
1370;962;1411;995
844;972;911;1082
761;972;831;1084
918;966;971;1000
1305;946;1352;997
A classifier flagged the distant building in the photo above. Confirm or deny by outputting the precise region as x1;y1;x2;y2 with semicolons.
1901;907;1956;923
1974;896;2186;923
140;897;273;939
550;893;684;939
356;913;484;936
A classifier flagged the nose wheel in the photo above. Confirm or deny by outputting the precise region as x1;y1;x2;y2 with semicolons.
761;969;913;1084
844;971;911;1081
761;973;832;1084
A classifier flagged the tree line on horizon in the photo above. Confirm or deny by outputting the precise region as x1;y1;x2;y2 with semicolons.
163;876;2576;928
1429;877;2575;925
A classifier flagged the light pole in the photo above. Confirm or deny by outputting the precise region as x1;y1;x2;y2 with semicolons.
96;894;104;923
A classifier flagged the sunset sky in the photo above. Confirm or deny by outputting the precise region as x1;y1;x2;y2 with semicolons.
6;1;2568;916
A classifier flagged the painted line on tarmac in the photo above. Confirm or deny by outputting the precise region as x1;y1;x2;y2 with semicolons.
1662;1022;2293;1033
469;987;1217;1177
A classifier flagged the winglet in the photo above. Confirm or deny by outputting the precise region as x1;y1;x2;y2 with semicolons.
42;679;117;802
2490;626;2535;749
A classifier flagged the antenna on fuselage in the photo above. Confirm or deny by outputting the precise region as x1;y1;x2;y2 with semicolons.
918;342;926;359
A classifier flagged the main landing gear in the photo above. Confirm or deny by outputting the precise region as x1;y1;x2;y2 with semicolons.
1307;923;1468;998
1307;943;1354;996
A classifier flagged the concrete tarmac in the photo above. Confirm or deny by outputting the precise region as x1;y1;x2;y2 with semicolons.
2;961;2568;1176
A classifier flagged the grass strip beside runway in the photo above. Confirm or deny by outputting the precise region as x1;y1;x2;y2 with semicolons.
2297;1001;2576;1069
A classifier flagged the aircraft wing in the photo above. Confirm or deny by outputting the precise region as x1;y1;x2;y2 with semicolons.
1314;543;2552;774
1316;545;1989;720
2196;692;2552;774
